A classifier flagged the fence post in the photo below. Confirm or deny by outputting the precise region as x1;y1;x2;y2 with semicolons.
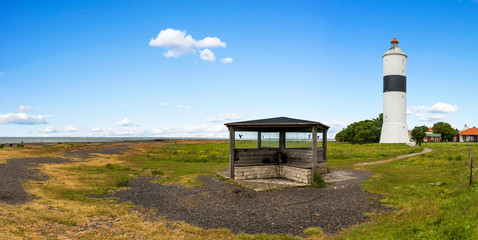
471;157;474;186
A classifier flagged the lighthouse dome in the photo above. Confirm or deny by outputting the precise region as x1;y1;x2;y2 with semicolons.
383;38;407;58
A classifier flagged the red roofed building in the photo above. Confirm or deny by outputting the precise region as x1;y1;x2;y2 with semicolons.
460;128;478;142
458;124;478;142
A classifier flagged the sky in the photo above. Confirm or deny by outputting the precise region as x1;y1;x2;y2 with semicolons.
1;0;478;138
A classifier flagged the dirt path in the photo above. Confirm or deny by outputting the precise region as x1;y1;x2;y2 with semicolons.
355;148;432;166
108;170;387;236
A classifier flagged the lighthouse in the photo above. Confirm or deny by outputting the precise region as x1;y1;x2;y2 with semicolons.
379;38;410;144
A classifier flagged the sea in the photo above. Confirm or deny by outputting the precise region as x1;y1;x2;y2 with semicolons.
0;137;162;144
0;137;336;144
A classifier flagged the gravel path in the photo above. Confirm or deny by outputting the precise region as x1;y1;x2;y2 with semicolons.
108;170;386;236
0;157;70;204
0;143;131;205
63;144;130;159
355;148;432;166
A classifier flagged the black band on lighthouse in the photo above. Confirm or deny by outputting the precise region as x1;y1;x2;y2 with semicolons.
383;75;406;92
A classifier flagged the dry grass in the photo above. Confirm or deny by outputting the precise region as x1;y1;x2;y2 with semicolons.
0;141;311;239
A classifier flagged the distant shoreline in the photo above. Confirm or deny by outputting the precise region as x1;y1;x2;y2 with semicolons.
0;137;228;144
0;137;337;144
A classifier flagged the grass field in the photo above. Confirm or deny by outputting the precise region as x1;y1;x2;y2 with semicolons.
339;142;478;239
0;140;477;239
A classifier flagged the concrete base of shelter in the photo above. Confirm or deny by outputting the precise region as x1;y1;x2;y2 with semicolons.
234;162;327;184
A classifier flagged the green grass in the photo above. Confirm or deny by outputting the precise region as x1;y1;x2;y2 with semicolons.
327;142;423;169
127;142;231;186
28;140;478;239
337;142;478;239
312;172;326;188
304;227;323;237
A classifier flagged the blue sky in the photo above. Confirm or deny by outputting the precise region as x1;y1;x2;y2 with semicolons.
1;0;478;138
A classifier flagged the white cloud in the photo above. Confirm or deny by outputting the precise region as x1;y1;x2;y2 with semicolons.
407;106;430;115
178;105;189;109
416;113;446;122
115;118;134;127
221;57;234;63
182;124;227;134
64;125;78;132
324;121;349;132
430;102;458;113
87;126;171;137
91;127;103;132
206;113;240;122
196;37;226;48
151;127;170;134
18;105;34;112
183;124;207;133
0;113;51;125
88;126;143;136
39;126;57;133
200;49;215;61
149;28;226;59
160;103;168;106
407;101;457;122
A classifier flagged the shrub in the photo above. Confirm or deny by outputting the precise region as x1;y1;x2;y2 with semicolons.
105;163;129;170
304;227;323;236
115;174;130;187
151;169;164;175
312;172;326;188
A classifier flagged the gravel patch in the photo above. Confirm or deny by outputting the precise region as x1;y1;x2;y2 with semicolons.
63;144;130;159
107;170;386;236
0;157;70;204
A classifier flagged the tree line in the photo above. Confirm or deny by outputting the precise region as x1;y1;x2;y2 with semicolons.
411;122;458;146
335;114;458;145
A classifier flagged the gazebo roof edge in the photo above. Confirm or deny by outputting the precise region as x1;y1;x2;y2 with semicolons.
224;117;330;129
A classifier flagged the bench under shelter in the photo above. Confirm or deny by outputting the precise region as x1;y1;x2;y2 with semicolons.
225;117;329;184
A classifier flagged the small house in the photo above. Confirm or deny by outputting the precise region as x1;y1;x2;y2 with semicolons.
424;128;441;142
459;127;478;142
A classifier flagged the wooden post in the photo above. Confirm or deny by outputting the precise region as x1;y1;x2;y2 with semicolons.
258;131;261;149
279;131;286;151
311;126;318;183
471;157;474;186
229;126;235;179
323;130;327;161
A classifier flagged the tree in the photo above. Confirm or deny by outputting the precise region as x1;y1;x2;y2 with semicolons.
335;114;383;143
411;126;429;146
432;122;458;141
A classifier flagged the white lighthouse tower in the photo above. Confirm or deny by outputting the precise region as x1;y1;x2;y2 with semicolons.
380;38;410;144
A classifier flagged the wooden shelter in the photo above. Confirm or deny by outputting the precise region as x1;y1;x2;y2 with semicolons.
225;117;329;184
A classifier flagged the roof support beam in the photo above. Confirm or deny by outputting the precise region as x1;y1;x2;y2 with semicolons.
311;126;318;183
229;126;235;179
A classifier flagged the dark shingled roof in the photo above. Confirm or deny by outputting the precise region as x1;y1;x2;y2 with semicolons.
225;117;329;129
